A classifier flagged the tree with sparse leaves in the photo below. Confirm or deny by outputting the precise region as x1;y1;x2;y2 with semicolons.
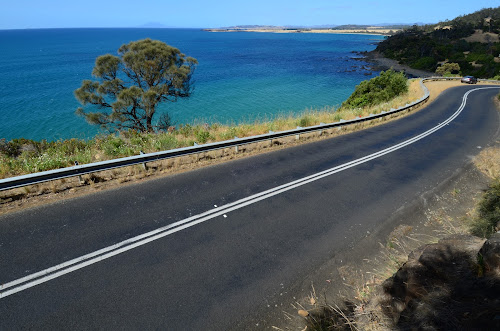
75;38;197;133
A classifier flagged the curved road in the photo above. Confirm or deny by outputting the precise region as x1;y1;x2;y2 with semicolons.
1;85;499;329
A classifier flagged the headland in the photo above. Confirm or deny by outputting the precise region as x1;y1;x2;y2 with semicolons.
204;26;400;36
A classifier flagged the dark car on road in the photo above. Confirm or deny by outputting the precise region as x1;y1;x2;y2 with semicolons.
461;76;478;84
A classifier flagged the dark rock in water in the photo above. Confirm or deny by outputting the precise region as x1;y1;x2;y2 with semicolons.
380;234;500;330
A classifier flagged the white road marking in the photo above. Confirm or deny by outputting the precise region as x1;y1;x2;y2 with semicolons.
1;87;498;299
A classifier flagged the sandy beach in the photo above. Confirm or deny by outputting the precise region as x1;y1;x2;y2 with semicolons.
205;28;397;36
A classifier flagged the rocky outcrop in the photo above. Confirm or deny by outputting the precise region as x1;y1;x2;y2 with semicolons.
379;234;500;330
480;232;500;275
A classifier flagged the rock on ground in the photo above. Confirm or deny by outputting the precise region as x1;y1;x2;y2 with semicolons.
379;233;500;330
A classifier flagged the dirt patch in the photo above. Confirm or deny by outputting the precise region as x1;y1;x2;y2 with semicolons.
464;30;500;43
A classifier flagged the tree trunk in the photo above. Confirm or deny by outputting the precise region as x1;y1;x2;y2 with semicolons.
146;116;153;132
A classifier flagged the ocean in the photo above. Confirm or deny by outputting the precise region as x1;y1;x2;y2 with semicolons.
0;28;384;141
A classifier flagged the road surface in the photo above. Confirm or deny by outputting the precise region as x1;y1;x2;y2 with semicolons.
1;85;499;329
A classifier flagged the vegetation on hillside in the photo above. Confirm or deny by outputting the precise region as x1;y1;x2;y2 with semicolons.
470;180;500;238
376;7;500;78
342;69;408;109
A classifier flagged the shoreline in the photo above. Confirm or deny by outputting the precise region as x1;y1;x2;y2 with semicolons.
203;28;396;36
361;50;436;78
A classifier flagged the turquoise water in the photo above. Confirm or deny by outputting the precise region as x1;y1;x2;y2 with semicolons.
0;28;384;141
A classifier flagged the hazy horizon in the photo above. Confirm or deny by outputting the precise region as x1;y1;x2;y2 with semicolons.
1;0;499;30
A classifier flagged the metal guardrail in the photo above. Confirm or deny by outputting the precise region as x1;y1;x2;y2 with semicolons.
5;76;494;192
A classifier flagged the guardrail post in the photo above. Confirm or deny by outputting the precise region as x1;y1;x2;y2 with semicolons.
338;119;345;131
296;127;301;140
75;161;83;184
193;143;201;161
234;137;239;153
269;131;274;146
139;151;148;170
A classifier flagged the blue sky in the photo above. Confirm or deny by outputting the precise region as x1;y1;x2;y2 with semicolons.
1;0;499;29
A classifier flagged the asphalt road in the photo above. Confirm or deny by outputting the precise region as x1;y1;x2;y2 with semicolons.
1;85;499;330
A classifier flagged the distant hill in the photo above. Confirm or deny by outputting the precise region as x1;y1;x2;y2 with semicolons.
332;24;411;30
376;7;500;78
205;24;411;35
212;24;417;31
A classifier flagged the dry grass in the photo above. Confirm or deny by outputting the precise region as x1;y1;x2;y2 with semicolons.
475;147;500;179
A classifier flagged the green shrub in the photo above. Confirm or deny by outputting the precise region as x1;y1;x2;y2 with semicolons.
333;112;343;122
153;135;178;151
219;127;238;140
59;138;89;155
470;180;500;238
178;124;193;137
195;130;211;144
101;137;134;157
412;56;437;70
342;70;408;109
297;115;314;127
436;62;460;76
466;53;494;64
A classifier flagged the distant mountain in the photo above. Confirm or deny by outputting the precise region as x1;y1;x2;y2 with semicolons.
375;6;500;78
137;22;173;28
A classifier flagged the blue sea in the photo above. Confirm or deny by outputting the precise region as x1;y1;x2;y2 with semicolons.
0;28;384;141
